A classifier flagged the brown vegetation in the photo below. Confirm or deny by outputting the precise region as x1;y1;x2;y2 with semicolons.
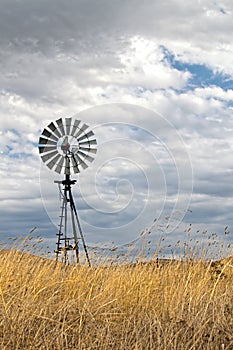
0;248;233;349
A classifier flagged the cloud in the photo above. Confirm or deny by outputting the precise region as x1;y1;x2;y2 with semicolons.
0;0;233;256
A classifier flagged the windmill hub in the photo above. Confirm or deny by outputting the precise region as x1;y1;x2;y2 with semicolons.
61;140;70;153
58;136;79;155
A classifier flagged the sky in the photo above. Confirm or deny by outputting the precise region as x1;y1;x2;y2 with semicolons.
0;0;233;259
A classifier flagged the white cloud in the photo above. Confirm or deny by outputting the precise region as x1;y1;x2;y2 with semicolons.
0;0;233;256
113;37;191;89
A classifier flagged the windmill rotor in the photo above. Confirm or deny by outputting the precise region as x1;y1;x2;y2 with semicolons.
38;117;97;175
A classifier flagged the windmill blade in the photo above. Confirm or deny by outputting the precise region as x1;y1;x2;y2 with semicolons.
73;166;80;174
41;150;58;163
73;153;88;169
80;161;88;169
75;124;89;138
56;118;66;136
72;153;82;165
79;146;97;154
39;137;57;146
79;139;97;146
38;146;57;154
42;128;59;141
77;130;94;142
54;156;65;174
70;119;81;136
47;154;62;170
65;118;72;135
71;154;80;174
48;122;62;138
78;150;94;162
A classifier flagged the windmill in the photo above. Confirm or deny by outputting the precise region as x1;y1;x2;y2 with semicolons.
38;117;97;265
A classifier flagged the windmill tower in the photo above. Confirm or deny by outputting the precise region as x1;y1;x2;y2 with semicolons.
38;117;97;265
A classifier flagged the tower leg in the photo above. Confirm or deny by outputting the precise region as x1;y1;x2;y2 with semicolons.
64;191;68;264
56;194;67;263
70;201;79;264
69;188;91;267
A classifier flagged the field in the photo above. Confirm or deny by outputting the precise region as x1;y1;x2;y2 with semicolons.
0;245;233;349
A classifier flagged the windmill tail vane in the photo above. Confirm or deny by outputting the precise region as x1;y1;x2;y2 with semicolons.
38;117;97;265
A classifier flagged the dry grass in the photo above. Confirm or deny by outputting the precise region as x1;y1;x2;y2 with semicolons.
0;248;233;349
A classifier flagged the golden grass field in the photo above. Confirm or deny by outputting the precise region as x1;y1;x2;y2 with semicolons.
0;245;233;349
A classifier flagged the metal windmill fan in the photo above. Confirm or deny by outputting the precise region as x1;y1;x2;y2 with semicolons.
38;117;97;265
38;117;97;175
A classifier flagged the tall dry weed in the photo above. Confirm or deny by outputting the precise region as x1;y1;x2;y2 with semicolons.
0;238;233;349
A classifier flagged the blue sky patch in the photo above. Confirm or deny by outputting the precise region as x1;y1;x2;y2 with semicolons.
161;46;233;91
